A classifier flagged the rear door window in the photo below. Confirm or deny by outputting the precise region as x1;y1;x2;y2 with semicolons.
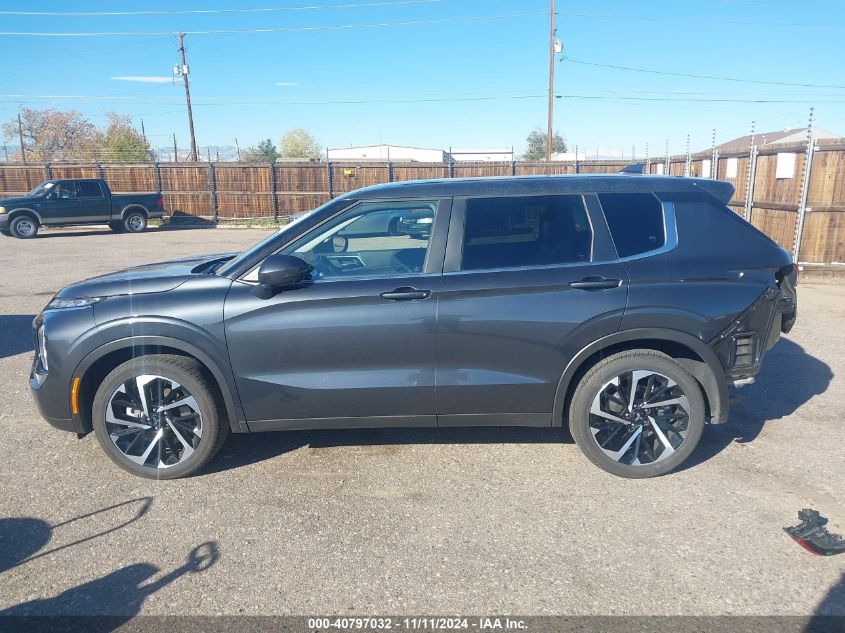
77;180;104;198
460;195;592;271
597;193;666;258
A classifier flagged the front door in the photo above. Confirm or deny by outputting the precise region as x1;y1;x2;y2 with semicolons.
40;180;81;225
435;193;628;426
224;198;450;430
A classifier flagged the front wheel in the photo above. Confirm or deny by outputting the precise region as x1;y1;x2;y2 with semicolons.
568;350;705;478
10;216;39;239
123;211;147;233
92;355;229;479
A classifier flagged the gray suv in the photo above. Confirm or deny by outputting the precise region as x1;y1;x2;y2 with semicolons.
30;174;798;479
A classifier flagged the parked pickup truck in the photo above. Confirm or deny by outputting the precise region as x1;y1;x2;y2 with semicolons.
0;178;164;239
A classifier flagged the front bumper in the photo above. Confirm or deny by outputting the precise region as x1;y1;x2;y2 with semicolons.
0;214;9;230
30;374;78;433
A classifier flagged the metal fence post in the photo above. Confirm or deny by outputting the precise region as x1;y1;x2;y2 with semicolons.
684;135;691;177
327;161;334;199
743;121;757;221
387;160;394;183
154;162;162;193
448;159;455;178
792;107;816;262
269;162;278;222
95;162;104;180
511;159;516;176
208;160;218;223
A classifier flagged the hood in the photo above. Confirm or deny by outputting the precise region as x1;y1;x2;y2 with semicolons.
55;252;237;299
0;195;35;207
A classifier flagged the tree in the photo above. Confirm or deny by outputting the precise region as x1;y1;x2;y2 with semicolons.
279;129;321;159
241;139;279;163
2;107;100;161
99;112;151;163
523;127;567;161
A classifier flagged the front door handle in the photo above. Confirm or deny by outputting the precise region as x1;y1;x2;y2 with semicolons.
380;287;432;301
570;276;622;290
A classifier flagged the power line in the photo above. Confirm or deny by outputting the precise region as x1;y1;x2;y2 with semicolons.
564;57;845;90
0;12;547;37
559;11;840;29
0;0;441;17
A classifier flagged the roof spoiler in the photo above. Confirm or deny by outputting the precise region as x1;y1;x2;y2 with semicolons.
618;163;645;174
692;180;735;204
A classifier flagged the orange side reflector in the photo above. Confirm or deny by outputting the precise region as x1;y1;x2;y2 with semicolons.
70;377;81;415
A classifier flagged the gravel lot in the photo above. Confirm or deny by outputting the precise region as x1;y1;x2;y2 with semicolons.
0;226;843;618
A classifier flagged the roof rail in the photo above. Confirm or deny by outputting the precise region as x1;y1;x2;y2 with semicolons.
618;163;645;174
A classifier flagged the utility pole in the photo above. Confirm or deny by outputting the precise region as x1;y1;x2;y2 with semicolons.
173;133;178;163
177;33;198;162
141;119;147;145
17;113;27;164
235;137;241;162
546;0;555;162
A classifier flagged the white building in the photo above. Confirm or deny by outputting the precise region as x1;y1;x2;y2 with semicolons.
450;148;514;162
327;144;448;162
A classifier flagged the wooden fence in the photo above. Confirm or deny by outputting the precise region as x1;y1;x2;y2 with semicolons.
1;144;843;263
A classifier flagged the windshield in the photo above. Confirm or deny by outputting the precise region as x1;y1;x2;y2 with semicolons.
216;203;330;277
27;181;55;197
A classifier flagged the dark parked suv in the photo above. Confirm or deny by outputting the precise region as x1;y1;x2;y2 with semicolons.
30;175;798;479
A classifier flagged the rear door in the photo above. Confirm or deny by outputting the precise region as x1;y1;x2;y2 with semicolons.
76;180;111;222
435;193;628;427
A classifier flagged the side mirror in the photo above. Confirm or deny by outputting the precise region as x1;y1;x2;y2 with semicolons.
256;254;311;296
332;235;348;253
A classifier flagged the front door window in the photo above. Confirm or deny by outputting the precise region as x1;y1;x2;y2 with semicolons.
280;200;437;280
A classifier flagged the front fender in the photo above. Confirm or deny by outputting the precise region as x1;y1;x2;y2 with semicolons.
73;331;246;433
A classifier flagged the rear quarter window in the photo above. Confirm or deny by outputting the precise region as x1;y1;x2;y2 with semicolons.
597;193;665;258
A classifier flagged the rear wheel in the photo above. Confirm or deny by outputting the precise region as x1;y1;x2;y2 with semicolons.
568;350;705;478
92;355;229;479
123;210;147;233
10;215;38;239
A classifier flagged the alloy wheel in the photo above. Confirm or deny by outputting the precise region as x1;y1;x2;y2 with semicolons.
588;370;691;466
104;374;203;470
128;215;143;231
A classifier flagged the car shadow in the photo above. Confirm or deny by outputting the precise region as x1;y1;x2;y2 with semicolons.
0;498;219;631
0;315;37;359
203;425;573;475
683;337;833;471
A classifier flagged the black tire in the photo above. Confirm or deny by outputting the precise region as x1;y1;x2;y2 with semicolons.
92;354;229;479
123;210;147;233
9;215;39;239
108;221;124;233
568;350;705;478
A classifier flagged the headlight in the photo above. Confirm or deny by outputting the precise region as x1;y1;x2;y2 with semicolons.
0;207;6;214
37;325;48;372
46;297;103;310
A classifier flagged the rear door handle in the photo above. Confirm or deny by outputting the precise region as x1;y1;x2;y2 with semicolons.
380;287;432;301
570;276;622;290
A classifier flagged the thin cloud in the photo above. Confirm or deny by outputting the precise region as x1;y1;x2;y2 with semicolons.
276;82;299;87
111;76;173;84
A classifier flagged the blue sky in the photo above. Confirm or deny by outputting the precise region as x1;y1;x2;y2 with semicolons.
2;0;844;156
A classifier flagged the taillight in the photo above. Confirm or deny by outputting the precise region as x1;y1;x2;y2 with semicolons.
156;197;164;208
